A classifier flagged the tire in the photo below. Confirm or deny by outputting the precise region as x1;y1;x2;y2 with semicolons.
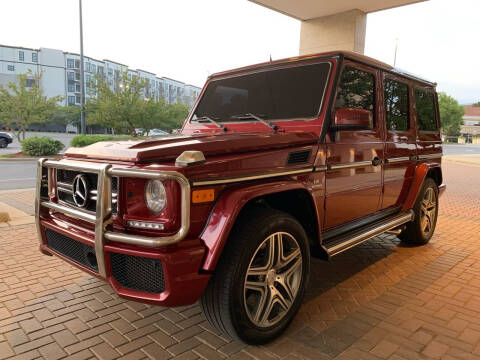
400;177;439;245
0;138;7;148
200;207;310;344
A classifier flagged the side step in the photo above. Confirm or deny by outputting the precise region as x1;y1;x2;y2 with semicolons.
322;210;414;258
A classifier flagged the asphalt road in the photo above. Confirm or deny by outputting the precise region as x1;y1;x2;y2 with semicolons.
0;132;75;155
0;144;479;191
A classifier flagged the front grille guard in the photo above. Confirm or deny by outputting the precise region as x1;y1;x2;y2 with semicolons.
35;158;191;278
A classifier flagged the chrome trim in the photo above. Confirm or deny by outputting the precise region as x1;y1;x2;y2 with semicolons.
418;153;442;160
326;210;414;257
192;168;313;187
314;165;328;172
35;159;191;279
57;181;73;189
386;157;410;164
329;160;372;170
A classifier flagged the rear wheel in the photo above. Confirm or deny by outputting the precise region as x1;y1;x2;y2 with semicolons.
400;177;438;245
200;207;310;344
0;138;7;148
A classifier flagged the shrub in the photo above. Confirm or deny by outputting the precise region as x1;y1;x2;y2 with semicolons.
70;134;117;147
21;136;64;156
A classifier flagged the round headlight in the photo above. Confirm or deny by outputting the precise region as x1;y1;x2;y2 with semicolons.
145;180;167;213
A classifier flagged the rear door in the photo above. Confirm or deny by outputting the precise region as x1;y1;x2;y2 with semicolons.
381;74;417;209
324;62;383;229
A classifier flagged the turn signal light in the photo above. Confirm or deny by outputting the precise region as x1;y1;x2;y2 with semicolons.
127;220;164;230
192;189;215;204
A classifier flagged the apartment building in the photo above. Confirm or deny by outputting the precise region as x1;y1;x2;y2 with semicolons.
0;44;202;109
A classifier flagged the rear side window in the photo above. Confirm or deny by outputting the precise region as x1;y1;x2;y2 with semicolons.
415;89;437;131
335;66;375;119
384;78;409;131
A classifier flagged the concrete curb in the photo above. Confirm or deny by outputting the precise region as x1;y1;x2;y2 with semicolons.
0;156;59;162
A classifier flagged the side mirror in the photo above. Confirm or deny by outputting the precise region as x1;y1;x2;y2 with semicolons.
331;107;373;131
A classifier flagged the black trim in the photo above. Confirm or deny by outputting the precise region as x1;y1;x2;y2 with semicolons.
321;206;401;243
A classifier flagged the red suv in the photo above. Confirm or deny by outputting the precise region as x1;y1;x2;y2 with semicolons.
35;51;445;344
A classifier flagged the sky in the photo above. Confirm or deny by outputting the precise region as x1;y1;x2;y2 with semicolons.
0;0;478;104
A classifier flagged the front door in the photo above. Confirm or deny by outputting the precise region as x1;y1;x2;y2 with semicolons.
324;63;383;229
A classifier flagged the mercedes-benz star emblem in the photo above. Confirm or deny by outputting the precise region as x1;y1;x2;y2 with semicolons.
72;174;89;208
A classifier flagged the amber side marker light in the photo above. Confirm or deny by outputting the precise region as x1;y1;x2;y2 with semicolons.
192;189;215;204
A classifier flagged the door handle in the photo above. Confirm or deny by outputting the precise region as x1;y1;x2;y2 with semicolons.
372;157;382;166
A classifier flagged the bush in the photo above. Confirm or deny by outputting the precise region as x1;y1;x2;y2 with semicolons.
70;134;117;147
21;136;64;156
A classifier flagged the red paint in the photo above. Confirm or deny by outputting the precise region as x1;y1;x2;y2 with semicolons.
38;51;444;307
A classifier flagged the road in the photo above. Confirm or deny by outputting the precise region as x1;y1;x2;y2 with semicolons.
0;132;75;155
0;144;479;191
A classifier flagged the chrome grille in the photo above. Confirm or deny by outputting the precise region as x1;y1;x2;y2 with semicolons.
56;169;118;215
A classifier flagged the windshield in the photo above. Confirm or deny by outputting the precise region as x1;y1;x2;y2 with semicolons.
192;62;331;123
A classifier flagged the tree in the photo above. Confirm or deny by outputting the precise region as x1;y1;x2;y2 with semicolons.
472;101;480;107
87;71;148;136
438;92;465;137
0;71;62;141
49;106;81;131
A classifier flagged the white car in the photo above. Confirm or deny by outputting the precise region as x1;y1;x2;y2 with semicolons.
147;129;168;136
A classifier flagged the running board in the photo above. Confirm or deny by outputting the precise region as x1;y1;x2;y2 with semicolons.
322;210;414;258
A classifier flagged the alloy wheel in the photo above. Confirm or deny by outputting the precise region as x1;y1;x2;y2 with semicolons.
420;187;437;236
243;232;303;328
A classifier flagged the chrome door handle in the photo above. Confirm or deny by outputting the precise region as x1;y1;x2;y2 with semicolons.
372;157;382;166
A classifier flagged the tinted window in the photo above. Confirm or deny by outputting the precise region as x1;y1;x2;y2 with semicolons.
384;78;409;131
193;63;331;122
415;89;437;131
335;66;375;118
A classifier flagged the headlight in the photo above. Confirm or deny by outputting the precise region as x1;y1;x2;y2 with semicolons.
144;180;167;213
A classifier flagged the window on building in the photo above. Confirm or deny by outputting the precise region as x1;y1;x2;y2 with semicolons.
26;79;35;88
68;82;75;92
75;60;80;69
67;72;74;80
108;68;113;76
32;53;38;63
97;66;104;76
68;96;75;105
415;88;437;131
76;95;81;104
76;84;80;92
334;66;375;124
7;65;15;71
67;59;75;68
19;51;24;61
91;64;96;73
75;72;80;81
384;78;409;131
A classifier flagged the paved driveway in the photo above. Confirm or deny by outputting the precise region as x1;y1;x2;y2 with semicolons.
0;161;480;359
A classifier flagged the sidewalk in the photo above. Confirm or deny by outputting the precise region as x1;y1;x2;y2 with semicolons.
0;188;35;227
443;154;480;166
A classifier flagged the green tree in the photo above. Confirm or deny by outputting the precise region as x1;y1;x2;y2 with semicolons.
49;106;81;131
0;71;62;141
87;71;148;136
438;92;465;137
472;101;480;107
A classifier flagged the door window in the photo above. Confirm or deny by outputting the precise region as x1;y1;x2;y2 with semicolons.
415;89;437;131
334;66;375;127
384;78;409;131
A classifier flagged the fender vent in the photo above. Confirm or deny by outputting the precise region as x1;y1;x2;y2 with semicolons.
287;150;311;165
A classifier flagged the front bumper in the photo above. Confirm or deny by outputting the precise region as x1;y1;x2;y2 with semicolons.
35;158;210;306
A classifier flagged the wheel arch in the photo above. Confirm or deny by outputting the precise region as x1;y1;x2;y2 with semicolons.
200;180;320;271
402;162;442;211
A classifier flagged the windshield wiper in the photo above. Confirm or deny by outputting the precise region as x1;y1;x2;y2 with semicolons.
192;116;228;132
231;113;278;131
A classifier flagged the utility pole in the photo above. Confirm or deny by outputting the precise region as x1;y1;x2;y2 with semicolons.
393;37;398;67
79;0;86;134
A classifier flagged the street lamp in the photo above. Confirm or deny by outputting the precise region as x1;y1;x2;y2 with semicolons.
79;0;86;134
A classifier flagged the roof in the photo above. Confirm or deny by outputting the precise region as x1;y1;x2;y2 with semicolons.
209;50;436;86
464;105;480;117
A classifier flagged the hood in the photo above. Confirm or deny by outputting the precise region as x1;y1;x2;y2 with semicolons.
65;131;318;163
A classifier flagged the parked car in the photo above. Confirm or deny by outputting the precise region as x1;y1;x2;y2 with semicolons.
35;51;445;344
147;129;168;136
0;132;13;148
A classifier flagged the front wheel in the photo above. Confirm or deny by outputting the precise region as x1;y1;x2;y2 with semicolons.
400;177;439;245
200;207;310;344
0;138;7;148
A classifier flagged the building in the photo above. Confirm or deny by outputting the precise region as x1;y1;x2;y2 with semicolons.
0;44;202;109
460;105;480;140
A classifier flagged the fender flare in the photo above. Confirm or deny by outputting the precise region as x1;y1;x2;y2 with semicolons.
401;162;442;211
200;180;317;271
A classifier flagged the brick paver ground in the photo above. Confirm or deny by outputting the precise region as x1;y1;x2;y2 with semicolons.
1;161;479;359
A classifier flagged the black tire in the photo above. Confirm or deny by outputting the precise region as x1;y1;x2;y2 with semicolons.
399;177;439;245
200;207;310;344
0;138;7;148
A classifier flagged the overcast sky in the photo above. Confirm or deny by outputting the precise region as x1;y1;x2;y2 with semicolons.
1;0;478;104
